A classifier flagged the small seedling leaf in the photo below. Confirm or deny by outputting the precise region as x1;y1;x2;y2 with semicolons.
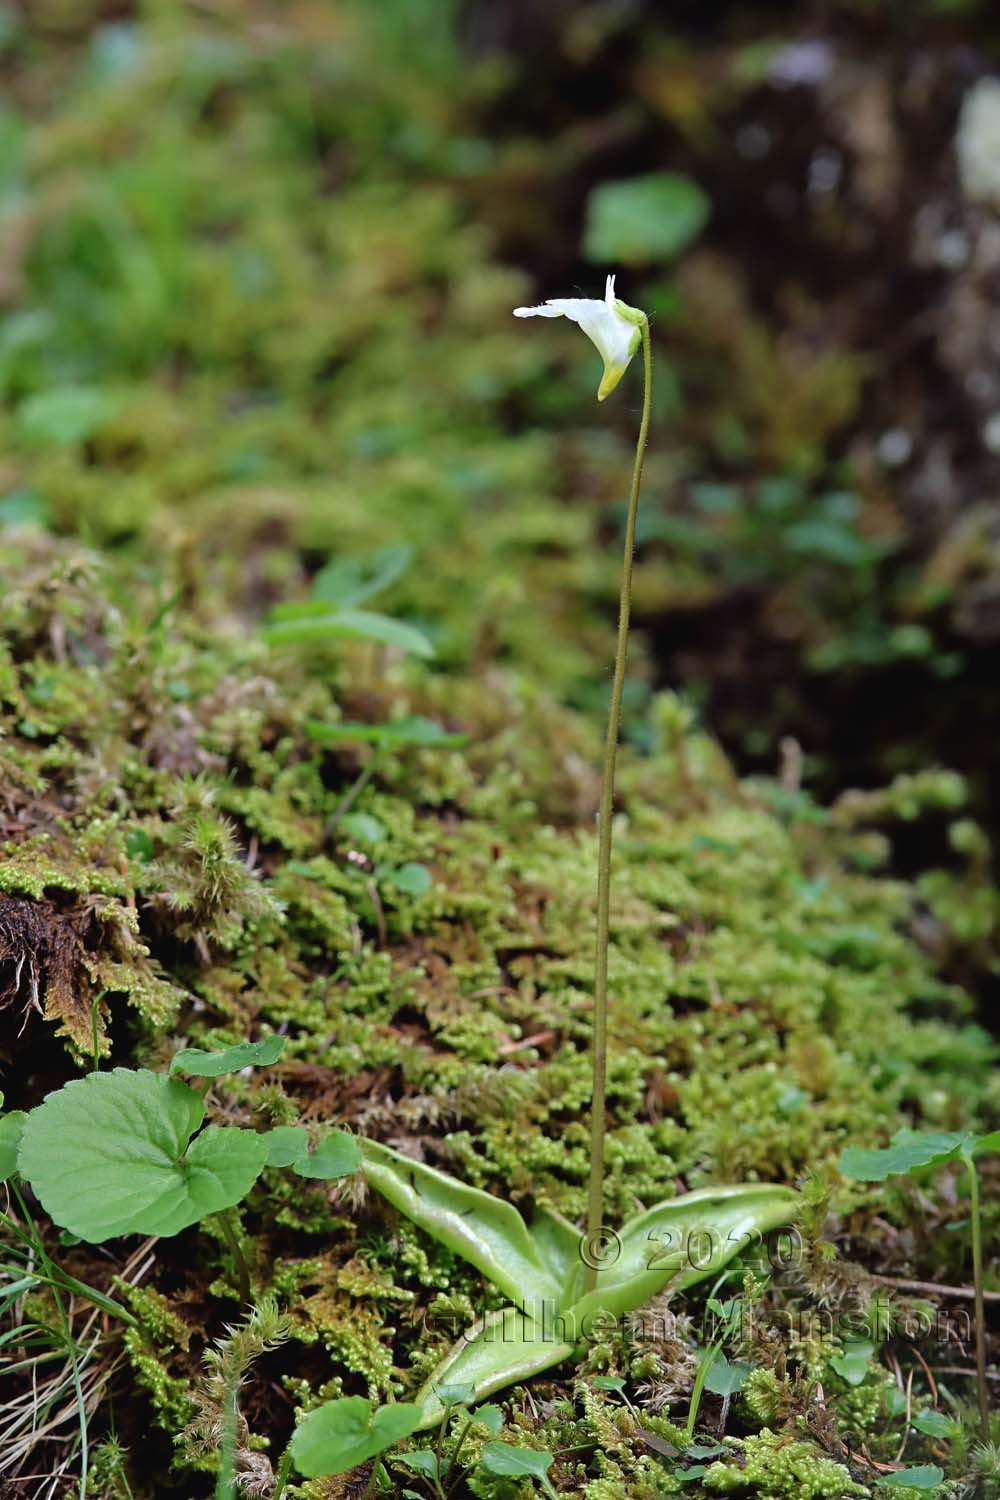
474;1404;504;1437
311;544;413;610
973;1129;1000;1155
828;1339;874;1387
481;1442;556;1485
168;1037;285;1077
17;386;116;446
380;862;432;896
874;1466;943;1490
583;172;709;264
434;1381;476;1407
339;813;385;845
263;1126;310;1168
911;1411;957;1438
838;1130;972;1182
292;1129;361;1180
394;1450;440;1477
307;714;466;748
17;1069;268;1241
290;1395;422;1477
593;1376;625;1392
703;1352;750;1397
0;1111;27;1181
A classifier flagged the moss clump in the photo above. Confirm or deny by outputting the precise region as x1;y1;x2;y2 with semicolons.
702;1430;868;1498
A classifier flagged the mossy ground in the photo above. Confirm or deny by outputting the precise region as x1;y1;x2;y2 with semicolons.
0;5;998;1498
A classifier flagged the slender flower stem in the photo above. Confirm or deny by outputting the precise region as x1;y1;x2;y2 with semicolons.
584;320;652;1295
964;1151;989;1434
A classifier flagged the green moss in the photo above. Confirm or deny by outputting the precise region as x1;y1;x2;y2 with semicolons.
702;1430;869;1498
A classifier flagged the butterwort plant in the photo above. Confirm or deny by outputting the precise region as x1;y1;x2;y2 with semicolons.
515;273;653;1291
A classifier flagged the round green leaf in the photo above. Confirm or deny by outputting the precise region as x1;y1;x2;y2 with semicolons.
293;1129;362;1180
18;1069;268;1241
263;1126;310;1168
0;1111;27;1181
874;1466;943;1490
17;386;116;446
290;1396;422;1477
838;1130;971;1182
481;1442;555;1483
169;1036;285;1077
583;173;709;265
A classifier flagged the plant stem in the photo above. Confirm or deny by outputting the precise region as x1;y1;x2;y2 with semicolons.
217;1208;251;1308
271;1447;293;1500
964;1151;989;1434
360;1458;384;1500
326;747;384;838
584;319;652;1296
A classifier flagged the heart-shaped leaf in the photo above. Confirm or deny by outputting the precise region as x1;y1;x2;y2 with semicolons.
838;1130;973;1182
292;1129;361;1180
263;1126;310;1168
290;1396;422;1477
829;1340;874;1387
169;1037;285;1077
481;1442;558;1497
18;1069;269;1241
703;1352;750;1397
0;1111;27;1181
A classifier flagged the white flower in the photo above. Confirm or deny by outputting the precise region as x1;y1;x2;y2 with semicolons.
514;274;645;401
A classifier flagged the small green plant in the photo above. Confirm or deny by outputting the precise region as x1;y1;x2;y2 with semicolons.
1;1041;360;1308
839;1126;1000;1436
262;542;433;657
285;1395;423;1493
515;273;655;1290
359;1136;796;1427
479;1440;559;1498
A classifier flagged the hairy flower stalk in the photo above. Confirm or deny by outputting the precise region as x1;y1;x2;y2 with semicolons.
514;278;652;1292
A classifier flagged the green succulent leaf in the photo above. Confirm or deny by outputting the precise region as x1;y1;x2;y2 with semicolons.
168;1036;285;1077
561;1184;799;1328
289;1395;422;1477
263;609;433;658
0;1111;27;1181
413;1305;575;1431
292;1129;361;1180
17;1069;268;1241
838;1130;974;1182
360;1138;562;1308
527;1204;581;1294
